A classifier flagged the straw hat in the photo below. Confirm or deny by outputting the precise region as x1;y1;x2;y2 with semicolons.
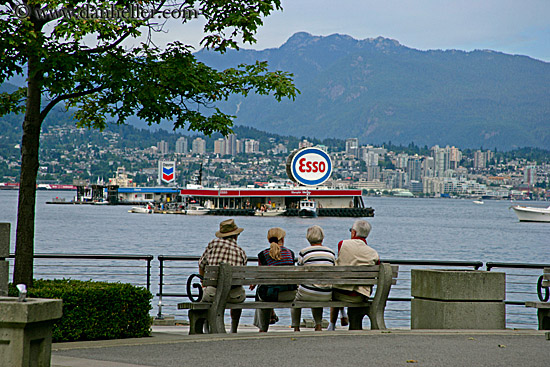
267;227;286;242
215;219;244;238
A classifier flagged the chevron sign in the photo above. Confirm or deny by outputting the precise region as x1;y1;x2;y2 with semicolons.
159;161;176;184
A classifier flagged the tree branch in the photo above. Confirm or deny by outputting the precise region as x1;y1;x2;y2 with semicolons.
40;85;104;122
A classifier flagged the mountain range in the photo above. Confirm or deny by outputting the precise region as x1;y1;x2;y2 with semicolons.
196;32;550;150
2;32;549;150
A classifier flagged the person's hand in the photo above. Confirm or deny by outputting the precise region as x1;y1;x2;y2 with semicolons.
249;285;256;290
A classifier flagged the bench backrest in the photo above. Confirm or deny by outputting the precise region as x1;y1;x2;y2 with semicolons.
203;264;398;287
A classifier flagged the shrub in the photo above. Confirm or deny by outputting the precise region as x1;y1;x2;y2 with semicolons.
8;279;152;342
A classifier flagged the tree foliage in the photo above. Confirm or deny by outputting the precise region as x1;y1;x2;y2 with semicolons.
0;0;298;285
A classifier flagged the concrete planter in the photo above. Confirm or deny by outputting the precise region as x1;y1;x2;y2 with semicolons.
0;297;63;367
411;269;505;329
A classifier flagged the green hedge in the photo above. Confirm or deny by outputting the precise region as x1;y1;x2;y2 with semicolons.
8;279;152;342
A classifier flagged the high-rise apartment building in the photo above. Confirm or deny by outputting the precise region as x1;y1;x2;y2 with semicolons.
191;137;206;154
214;138;225;155
157;140;169;155
345;138;359;158
224;134;237;156
175;137;187;154
244;139;260;154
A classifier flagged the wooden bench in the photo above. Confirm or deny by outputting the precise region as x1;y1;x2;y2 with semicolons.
177;263;398;334
526;268;550;330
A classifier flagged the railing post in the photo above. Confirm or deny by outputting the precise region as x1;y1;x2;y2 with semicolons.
146;257;152;292
0;223;9;296
157;256;164;320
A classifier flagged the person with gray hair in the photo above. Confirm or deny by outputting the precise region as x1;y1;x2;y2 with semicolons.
291;225;336;331
327;219;379;331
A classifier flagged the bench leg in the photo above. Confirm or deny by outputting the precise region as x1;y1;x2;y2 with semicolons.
538;309;550;330
348;307;367;330
367;305;386;330
188;310;208;335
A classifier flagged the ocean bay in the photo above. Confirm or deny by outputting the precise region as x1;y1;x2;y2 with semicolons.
1;190;548;328
1;191;547;262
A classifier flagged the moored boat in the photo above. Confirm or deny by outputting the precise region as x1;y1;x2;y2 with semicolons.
254;208;286;217
186;205;210;215
510;204;550;222
298;199;317;218
129;205;153;214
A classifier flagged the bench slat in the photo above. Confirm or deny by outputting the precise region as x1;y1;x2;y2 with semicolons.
204;279;380;286
526;301;550;309
178;300;373;310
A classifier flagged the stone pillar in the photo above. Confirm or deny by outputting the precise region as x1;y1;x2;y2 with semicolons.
411;269;506;329
0;297;63;367
0;223;10;297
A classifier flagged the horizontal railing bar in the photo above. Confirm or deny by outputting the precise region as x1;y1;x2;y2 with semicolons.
486;262;550;270
9;253;154;261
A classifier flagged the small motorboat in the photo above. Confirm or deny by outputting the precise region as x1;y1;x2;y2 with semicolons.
128;205;153;214
510;204;550;222
298;199;317;218
186;205;210;215
473;200;484;205
254;208;287;217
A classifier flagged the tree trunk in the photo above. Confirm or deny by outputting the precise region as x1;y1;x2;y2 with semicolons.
13;55;43;287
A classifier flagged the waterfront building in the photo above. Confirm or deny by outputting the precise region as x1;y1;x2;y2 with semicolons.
191;137;206;154
366;165;380;181
474;150;487;169
175;137;188;154
523;165;536;187
395;153;409;169
407;157;422;182
448;146;462;169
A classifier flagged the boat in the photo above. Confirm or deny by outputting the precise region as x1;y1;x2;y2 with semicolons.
510;204;550;222
473;200;484;205
254;208;286;217
128;205;153;214
186;205;210;215
298;199;317;218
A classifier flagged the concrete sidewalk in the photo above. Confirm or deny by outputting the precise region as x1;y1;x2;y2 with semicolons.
51;326;550;367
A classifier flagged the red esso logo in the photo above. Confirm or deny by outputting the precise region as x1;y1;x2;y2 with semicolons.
298;156;327;174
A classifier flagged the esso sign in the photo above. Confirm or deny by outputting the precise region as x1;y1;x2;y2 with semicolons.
288;147;332;186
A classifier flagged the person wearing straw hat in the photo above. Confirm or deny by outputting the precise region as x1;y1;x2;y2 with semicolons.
198;218;247;333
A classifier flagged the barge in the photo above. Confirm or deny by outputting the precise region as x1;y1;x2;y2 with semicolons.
179;187;374;217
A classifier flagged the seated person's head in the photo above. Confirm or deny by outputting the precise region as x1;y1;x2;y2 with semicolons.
352;220;371;238
306;225;324;245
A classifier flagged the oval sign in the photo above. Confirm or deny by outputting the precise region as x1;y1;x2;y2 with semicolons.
289;147;332;186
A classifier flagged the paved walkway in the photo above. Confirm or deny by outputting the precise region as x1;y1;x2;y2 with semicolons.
51;325;549;367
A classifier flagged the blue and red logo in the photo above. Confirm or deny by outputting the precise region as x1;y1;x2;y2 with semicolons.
161;163;175;184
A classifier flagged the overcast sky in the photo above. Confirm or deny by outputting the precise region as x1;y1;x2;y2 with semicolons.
151;0;550;62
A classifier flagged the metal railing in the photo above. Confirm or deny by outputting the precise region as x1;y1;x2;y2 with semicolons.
6;254;548;329
8;253;154;291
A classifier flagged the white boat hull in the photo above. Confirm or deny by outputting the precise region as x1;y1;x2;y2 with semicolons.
254;209;286;217
186;210;209;215
129;207;153;214
511;205;550;222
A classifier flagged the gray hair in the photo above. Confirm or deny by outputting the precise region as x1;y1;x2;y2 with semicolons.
352;220;372;238
306;225;325;244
